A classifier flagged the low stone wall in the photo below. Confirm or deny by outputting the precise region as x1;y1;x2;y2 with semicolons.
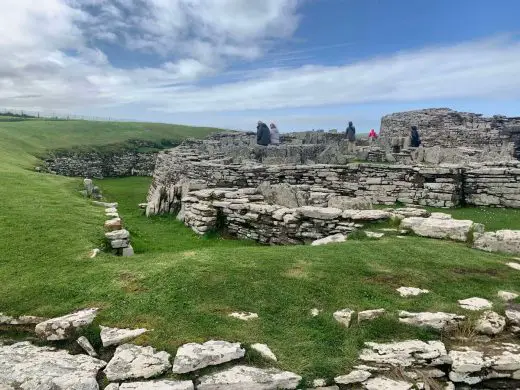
43;151;157;178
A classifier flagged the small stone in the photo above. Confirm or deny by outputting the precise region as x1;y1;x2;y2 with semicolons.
89;248;101;258
397;287;430;297
172;340;245;374
399;311;465;331
474;311;506;335
104;344;171;381
251;343;277;361
507;262;520;271
505;307;520;326
119;380;194;390
365;232;385;239
105;229;130;240
100;325;148;347
333;308;354;328
138;203;148;209
310;308;321;317
105;384;120;390
105;207;118;214
311;233;346;246
458;297;493;311
334;370;371;385
358;309;386;323
228;312;258;321
92;201;118;208
105;218;122;231
498;291;518;301
197;365;301;390
313;378;327;387
122;245;135;257
363;377;413;390
76;336;98;357
35;308;98;341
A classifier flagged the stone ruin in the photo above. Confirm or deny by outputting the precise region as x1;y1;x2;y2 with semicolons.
145;108;520;248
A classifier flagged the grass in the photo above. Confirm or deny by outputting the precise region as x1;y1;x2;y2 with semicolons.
1;119;520;385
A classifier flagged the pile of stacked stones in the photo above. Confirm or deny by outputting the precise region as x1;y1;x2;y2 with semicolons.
1;284;520;390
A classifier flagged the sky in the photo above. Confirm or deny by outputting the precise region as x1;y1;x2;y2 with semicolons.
1;0;520;132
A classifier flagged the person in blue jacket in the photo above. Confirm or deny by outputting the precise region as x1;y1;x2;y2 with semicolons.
256;121;271;146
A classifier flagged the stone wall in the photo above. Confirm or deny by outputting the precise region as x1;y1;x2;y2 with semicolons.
380;108;520;157
43;151;157;178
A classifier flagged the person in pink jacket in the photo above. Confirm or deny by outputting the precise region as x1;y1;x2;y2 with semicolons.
368;129;378;144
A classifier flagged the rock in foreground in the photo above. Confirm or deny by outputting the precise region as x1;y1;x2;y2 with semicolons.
35;308;98;341
104;344;171;381
172;340;245;374
197;365;301;390
100;325;148;347
400;216;482;242
473;230;520;254
0;341;106;390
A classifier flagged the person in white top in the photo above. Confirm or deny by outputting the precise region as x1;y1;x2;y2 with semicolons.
269;123;280;145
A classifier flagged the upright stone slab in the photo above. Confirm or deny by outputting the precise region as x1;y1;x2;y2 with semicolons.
100;325;148;347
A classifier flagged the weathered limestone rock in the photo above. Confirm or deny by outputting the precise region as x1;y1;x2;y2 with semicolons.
84;178;94;197
334;370;371;385
328;196;373;210
473;230;520;254
400;216;482;242
448;350;486;385
299;206;342;220
363;377;413;390
390;208;430;219
498;291;519;301
118;381;194;390
228;312;258;321
475;311;506;335
100;326;148;347
359;340;449;367
507;262;520;271
105;229;130;240
312;378;327;387
399;311;465;331
365;231;384;239
311;233;346;246
77;336;98;357
89;248;101;258
505;306;520;326
310;308;321;317
257;182;305;208
122;245;135;257
92;201;118;208
358;309;386;323
458;297;493;311
172;340;245;374
197;365;301;390
104;344;171;381
0;341;106;390
396;287;430;297
342;209;391;221
35;308;98;340
104;218;122;231
333;309;354;328
251;343;277;361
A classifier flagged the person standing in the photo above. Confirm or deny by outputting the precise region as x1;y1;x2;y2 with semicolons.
368;128;378;144
256;121;271;146
345;121;356;153
269;123;280;145
410;125;421;147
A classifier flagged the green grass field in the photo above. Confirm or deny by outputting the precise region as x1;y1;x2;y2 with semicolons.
1;119;520;385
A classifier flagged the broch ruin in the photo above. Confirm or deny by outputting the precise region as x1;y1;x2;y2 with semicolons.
4;108;520;390
145;108;520;251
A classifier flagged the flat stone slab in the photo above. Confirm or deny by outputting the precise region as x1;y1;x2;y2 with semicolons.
298;206;342;220
342;209;391;221
334;369;371;385
197;365;301;390
116;381;194;390
0;341;106;390
0;313;47;325
474;311;506;335
228;312;258;321
358;309;386;323
35;308;98;340
507;262;520;271
251;343;277;361
172;340;245;374
92;201;118;208
363;377;413;390
458;297;493;311
473;230;520;254
104;344;171;381
100;326;148;347
399;311;465;331
396;287;430;297
311;233;346;246
105;229;130;240
498;291;519;301
359;340;449;367
400;216;481;242
365;231;384;239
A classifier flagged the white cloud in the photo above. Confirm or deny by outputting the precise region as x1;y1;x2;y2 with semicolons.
0;0;519;118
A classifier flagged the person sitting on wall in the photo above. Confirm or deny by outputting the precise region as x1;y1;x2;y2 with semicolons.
269;123;280;145
256;121;271;146
345;121;356;153
368;128;378;144
410;125;421;147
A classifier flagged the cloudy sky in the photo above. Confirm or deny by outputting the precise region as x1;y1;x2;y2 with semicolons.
1;0;519;132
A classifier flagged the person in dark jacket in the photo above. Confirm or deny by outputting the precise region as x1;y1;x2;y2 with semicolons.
410;125;421;147
345;121;356;153
256;121;271;146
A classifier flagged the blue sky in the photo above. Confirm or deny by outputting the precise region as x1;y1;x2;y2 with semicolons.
1;0;519;133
